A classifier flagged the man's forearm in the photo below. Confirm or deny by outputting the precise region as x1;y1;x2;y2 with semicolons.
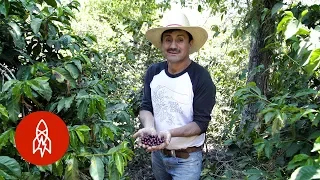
169;122;201;137
139;110;155;129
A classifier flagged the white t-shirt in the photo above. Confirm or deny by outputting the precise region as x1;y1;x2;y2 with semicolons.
140;60;216;150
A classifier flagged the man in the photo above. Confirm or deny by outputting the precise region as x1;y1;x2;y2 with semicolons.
133;10;216;180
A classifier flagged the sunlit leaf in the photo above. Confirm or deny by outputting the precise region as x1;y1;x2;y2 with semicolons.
289;166;320;180
89;156;104;180
75;130;84;143
2;80;18;92
75;125;91;132
285;19;299;40
31;18;42;34
311;137;320;152
0;104;9;121
8;22;25;49
0;129;13;150
114;153;124;176
277;11;293;33
287;154;309;170
303;49;320;75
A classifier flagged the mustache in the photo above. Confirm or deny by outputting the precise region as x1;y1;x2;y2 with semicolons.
167;48;180;53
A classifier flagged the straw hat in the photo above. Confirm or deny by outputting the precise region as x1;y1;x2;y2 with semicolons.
145;10;208;54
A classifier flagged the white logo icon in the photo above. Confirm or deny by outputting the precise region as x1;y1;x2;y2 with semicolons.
32;119;52;158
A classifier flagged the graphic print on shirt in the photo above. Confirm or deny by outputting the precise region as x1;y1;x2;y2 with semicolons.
152;85;186;126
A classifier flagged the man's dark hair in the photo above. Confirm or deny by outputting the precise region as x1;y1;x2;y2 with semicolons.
161;29;193;42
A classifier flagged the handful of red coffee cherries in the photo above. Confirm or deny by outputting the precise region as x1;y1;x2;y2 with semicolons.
140;134;165;146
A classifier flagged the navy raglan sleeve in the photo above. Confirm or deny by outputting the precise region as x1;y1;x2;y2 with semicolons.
140;66;154;114
193;70;216;134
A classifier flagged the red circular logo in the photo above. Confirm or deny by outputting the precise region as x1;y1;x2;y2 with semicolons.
15;111;69;166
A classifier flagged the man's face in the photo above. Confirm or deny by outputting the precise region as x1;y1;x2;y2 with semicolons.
161;30;193;63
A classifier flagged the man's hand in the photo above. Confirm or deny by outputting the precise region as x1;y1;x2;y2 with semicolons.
133;128;157;149
146;130;171;152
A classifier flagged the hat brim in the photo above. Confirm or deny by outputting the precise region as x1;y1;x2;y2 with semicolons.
145;26;208;54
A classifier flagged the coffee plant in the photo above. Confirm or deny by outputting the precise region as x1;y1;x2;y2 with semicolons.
0;0;135;179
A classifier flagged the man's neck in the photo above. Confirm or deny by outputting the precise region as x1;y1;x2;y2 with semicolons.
167;58;192;75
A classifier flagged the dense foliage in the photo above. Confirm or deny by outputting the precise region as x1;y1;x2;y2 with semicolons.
227;2;320;179
0;0;135;179
1;0;319;179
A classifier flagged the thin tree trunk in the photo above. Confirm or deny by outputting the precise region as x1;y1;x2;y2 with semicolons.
241;0;277;129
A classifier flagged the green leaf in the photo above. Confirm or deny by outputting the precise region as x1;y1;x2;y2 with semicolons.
285;19;299;40
8;22;25;49
57;98;65;113
312;113;320;126
8;83;22;122
114;153;124;176
103;127;114;141
308;131;320;140
108;164;120;180
75;130;84;143
271;2;283;16
21;172;41;180
31;18;42;34
288;154;309;170
277;12;293;33
89;156;104;180
65;63;80;79
27;77;52;101
294;89;317;98
197;5;202;12
272;112;284;134
107;145;120;155
64;95;75;110
0;129;13;150
264;140;272;159
2;80;18;92
300;9;308;20
23;84;32;99
286;142;302;157
64;157;79;180
44;0;57;7
311;137;320;152
57;95;75;113
69;131;78;150
264;111;275;124
88;99;96;117
36;164;52;172
0;104;9;120
303;49;320;75
289;166;320;180
52;160;63;177
76;99;89;120
0;156;22;179
296;27;310;36
72;59;82;72
52;67;76;88
75;125;91;132
0;0;10;17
